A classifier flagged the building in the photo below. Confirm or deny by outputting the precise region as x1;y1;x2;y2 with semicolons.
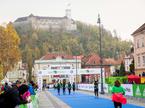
124;54;133;72
6;61;27;82
81;54;121;83
132;23;145;75
34;54;81;84
13;9;77;32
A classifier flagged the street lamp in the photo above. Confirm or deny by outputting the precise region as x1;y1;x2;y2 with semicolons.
75;55;78;90
97;14;105;94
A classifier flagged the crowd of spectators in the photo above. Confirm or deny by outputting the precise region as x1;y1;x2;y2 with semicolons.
0;80;37;108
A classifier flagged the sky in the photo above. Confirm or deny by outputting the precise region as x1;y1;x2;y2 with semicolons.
0;0;145;40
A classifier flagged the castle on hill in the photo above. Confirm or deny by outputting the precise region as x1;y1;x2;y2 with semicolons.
13;8;77;32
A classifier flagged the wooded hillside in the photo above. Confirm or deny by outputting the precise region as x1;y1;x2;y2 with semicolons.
15;21;132;62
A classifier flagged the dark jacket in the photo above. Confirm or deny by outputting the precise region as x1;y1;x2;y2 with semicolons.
0;87;27;108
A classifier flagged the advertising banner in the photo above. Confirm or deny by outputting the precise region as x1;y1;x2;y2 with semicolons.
133;84;145;98
78;84;94;91
78;84;108;93
37;76;43;91
98;84;108;93
122;84;133;96
141;77;145;84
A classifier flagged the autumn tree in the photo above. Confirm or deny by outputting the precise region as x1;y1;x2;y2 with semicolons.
0;23;21;78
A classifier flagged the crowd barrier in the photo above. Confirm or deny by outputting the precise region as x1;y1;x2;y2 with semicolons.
78;84;145;98
19;94;38;108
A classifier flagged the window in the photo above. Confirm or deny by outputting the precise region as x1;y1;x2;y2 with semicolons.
137;39;139;48
138;56;140;66
142;37;144;47
143;56;145;66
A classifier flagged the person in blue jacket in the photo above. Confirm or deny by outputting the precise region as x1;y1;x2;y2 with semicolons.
28;83;36;95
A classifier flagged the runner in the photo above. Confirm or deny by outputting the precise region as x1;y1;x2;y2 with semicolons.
67;82;71;95
72;82;75;94
62;81;66;95
94;80;99;98
56;82;61;95
112;80;126;108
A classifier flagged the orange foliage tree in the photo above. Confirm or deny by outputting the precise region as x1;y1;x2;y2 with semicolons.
0;23;21;79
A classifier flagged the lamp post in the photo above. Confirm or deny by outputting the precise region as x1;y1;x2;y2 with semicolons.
75;55;78;90
97;14;105;94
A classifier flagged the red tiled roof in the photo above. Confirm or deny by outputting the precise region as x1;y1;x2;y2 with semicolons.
132;23;145;35
104;58;121;65
82;54;121;66
40;53;74;60
81;54;101;65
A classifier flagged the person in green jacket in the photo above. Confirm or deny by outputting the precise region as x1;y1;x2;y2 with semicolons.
56;82;61;95
111;80;125;108
67;82;71;95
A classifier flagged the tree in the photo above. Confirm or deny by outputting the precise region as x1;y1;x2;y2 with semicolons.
119;61;126;76
0;62;3;80
0;23;21;77
129;59;135;74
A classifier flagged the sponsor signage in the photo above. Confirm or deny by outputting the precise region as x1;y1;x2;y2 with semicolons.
78;84;108;93
37;68;104;76
122;84;133;96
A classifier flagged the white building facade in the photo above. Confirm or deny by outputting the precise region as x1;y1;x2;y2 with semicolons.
6;61;27;82
34;56;81;84
124;55;133;72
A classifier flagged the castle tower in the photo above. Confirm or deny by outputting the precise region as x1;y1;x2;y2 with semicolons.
65;3;71;19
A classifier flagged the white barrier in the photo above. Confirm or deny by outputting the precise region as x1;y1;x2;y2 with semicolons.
78;84;133;95
78;83;109;93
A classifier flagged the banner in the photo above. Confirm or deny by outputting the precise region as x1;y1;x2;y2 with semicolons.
122;84;133;96
78;83;145;98
78;84;94;91
141;77;145;84
78;84;108;93
133;84;145;98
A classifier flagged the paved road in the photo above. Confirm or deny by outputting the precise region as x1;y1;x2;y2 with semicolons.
38;90;70;108
49;89;145;108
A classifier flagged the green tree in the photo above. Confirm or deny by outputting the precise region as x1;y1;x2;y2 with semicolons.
129;59;135;74
119;62;126;76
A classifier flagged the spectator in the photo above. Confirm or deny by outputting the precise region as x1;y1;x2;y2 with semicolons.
28;83;36;95
4;82;11;92
0;80;28;108
142;72;145;77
